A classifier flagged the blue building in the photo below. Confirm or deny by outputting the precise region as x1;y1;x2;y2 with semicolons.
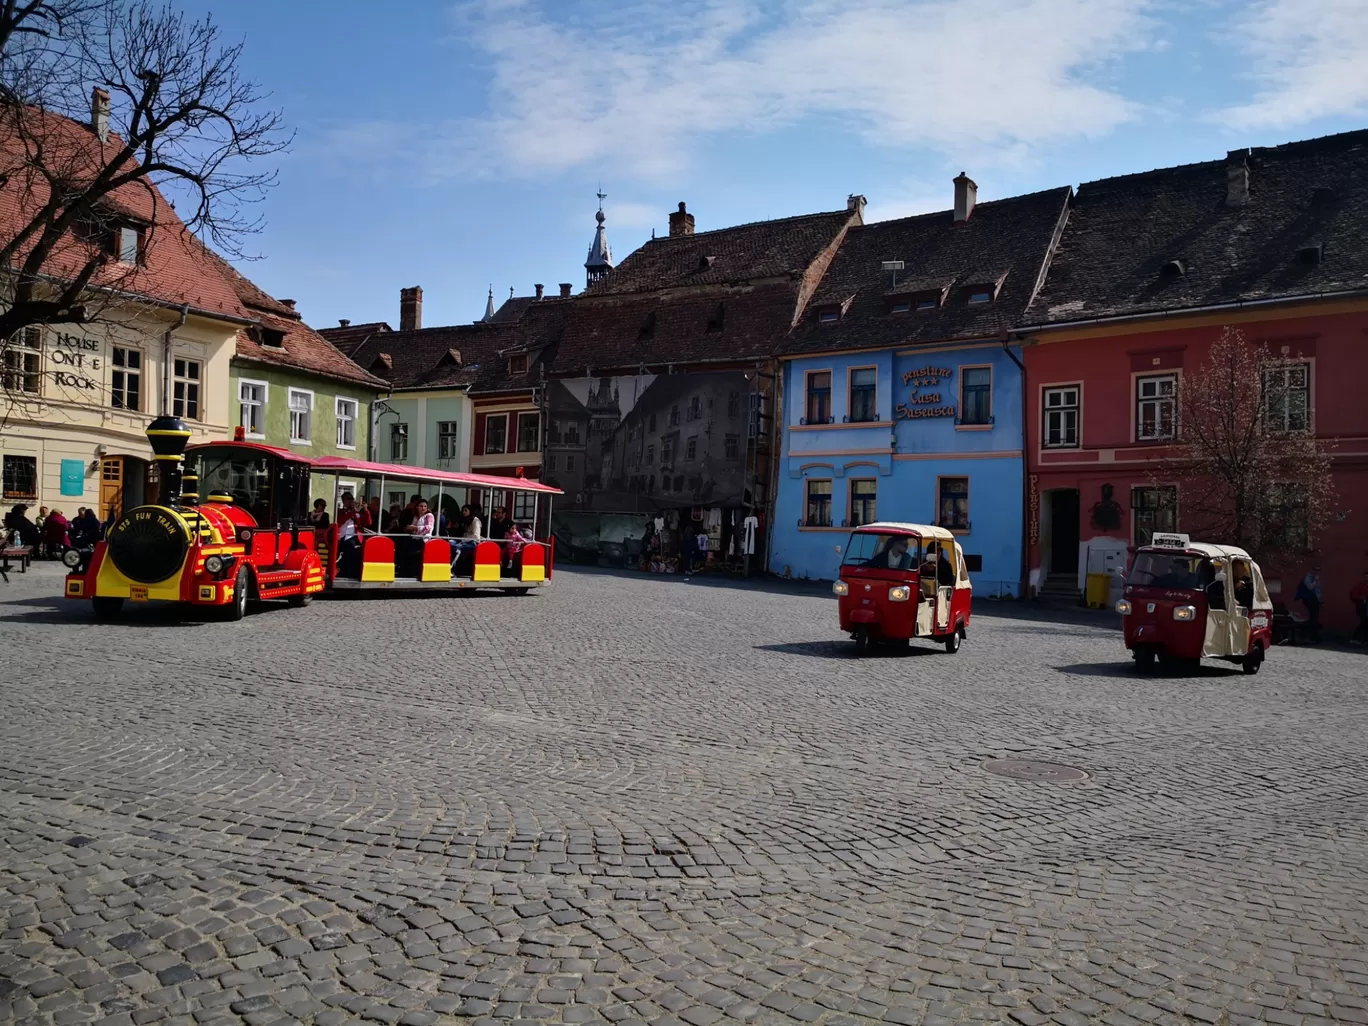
769;177;1071;596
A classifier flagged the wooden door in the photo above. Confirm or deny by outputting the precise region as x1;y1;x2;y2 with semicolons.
99;458;123;521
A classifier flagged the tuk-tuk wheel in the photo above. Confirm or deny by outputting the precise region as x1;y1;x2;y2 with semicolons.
853;627;869;657
1242;645;1264;675
1134;648;1156;672
944;628;961;654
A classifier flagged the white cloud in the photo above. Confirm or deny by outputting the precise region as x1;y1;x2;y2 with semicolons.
1220;0;1368;130
427;0;1156;179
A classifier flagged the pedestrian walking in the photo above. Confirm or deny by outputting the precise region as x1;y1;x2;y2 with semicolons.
1296;565;1324;644
1350;571;1368;646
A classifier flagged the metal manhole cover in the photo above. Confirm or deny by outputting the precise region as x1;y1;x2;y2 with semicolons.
983;759;1089;783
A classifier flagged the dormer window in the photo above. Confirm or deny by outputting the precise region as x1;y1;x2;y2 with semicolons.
967;290;992;305
116;226;141;264
260;328;285;348
817;307;840;324
1295;243;1323;266
889;300;911;314
508;353;528;374
916;297;938;311
1159;258;1186;280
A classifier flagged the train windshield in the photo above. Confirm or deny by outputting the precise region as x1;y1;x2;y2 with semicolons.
191;450;275;524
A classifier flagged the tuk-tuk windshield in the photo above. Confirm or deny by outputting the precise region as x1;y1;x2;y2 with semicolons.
843;532;916;571
1128;551;1210;590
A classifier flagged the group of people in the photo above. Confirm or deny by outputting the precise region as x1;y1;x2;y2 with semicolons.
4;504;104;556
326;493;534;579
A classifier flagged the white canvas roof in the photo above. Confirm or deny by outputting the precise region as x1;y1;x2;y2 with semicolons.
857;521;957;542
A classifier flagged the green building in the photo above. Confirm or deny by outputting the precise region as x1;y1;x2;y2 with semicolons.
216;258;387;507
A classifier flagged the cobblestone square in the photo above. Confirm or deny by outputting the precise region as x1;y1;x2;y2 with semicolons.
2;566;1367;1026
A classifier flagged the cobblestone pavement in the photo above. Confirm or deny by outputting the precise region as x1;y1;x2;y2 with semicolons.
3;564;1368;1026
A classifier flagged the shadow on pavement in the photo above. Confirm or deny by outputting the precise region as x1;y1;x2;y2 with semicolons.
1057;661;1244;679
755;639;944;659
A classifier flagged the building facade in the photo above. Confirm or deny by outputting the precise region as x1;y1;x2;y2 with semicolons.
770;180;1071;593
1020;131;1368;629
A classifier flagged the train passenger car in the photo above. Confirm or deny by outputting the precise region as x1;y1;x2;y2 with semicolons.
307;454;562;594
63;418;325;619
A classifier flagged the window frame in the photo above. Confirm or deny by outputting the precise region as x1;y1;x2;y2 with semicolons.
848;478;877;528
1041;383;1081;449
805;477;833;528
287;386;314;445
804;369;833;425
723;433;740;460
515;411;540;453
1261;359;1313;435
957;364;993;428
1131;484;1179;548
111;345;142;412
847;365;878;423
508;352;528;375
335;395;358;450
115;225;142;265
936;475;970;533
1267;481;1311;550
484;412;509;455
3;327;43;396
1134;372;1178;443
172;356;202;421
390;422;409;462
237;378;268;440
2;453;38;500
436;420;460;461
685;435;698;461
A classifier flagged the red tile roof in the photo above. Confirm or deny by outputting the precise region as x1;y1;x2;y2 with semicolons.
0;105;252;323
316;321;393;357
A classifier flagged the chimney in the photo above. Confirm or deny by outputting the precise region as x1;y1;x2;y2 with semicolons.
1226;149;1251;207
399;286;423;331
534;283;544;300
559;283;572;298
91;87;109;143
953;172;977;224
338;318;351;328
669;202;695;237
847;194;867;221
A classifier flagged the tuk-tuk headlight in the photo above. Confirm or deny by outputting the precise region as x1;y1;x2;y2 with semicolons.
888;585;911;602
1115;599;1132;615
204;555;224;574
1173;605;1197;621
832;580;849;596
62;548;84;569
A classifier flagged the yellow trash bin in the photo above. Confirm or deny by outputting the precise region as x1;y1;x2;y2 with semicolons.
1085;572;1111;609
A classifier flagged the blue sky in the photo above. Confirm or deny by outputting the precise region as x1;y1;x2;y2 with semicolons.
179;0;1368;331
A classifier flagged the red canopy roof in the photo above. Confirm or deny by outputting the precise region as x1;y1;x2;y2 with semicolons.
311;455;563;494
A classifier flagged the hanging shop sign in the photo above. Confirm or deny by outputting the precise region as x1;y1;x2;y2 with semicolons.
896;365;956;421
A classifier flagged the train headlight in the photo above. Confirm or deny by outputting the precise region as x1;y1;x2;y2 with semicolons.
62;548;83;569
1115;599;1132;615
236;528;253;543
888;585;911;602
1173;605;1197;621
832;580;849;596
204;555;224;574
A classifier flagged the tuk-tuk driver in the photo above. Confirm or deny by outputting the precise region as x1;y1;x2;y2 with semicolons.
1156;557;1197;589
881;536;913;570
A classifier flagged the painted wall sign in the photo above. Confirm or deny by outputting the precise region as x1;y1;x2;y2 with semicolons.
897;365;956;420
60;459;86;496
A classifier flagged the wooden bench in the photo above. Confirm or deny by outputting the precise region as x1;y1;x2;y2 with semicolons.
1;544;34;582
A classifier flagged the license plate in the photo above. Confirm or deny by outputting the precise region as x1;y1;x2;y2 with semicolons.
130;586;148;602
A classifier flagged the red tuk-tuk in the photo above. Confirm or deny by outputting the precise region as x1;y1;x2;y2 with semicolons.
834;522;972;655
1116;533;1273;674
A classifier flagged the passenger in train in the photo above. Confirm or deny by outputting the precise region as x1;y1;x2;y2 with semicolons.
336;493;364;578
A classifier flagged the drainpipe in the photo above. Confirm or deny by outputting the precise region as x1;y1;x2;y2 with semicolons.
160;304;190;416
1003;337;1029;598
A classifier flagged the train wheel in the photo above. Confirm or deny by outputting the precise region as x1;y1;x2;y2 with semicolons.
223;567;250;621
288;591;313;608
508;588;530;596
92;597;124;620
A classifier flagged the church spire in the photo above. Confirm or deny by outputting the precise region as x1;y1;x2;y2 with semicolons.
584;188;613;288
482;285;495;322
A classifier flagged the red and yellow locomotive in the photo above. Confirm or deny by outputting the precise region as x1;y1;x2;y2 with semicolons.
63;416;324;619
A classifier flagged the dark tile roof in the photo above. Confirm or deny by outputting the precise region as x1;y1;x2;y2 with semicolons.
347;300;572;396
317;321;393;357
549;285;804;373
203;252;386;389
1025;129;1368;326
586;208;856;295
779;188;1072;356
489;296;537;323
